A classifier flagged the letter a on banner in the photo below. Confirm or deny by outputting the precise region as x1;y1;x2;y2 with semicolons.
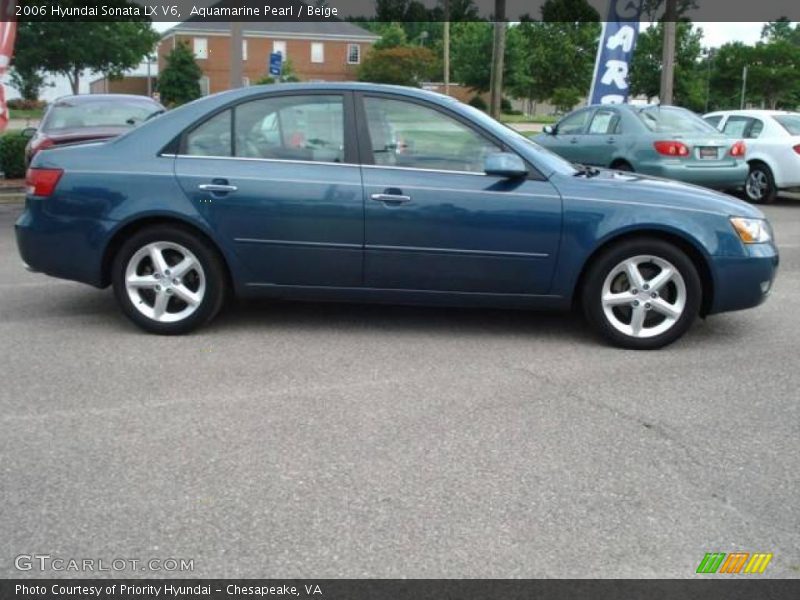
0;0;18;132
588;0;644;105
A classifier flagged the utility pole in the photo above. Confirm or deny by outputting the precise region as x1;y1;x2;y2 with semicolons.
740;65;748;109
489;0;506;118
443;0;450;96
659;0;677;104
230;22;243;89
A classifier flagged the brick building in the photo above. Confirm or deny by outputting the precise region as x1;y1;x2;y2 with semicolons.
157;21;379;95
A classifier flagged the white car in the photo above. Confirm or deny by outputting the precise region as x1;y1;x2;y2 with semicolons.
703;109;800;204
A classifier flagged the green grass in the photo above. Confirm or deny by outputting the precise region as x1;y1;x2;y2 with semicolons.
9;108;44;120
499;113;558;124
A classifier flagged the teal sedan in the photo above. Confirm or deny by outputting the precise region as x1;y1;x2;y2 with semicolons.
534;105;748;190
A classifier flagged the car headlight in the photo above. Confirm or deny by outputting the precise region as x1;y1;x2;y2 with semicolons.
730;217;772;244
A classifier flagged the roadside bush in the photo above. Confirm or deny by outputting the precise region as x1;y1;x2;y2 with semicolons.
0;132;28;179
7;98;46;111
468;95;487;110
501;97;513;112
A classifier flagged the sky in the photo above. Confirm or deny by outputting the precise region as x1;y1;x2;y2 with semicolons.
2;21;770;102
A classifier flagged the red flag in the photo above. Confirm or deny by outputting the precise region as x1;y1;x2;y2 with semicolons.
0;1;17;132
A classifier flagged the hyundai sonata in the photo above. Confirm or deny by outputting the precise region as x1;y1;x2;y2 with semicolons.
16;83;778;349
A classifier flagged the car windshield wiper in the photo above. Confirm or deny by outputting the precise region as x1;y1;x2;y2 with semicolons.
573;164;601;178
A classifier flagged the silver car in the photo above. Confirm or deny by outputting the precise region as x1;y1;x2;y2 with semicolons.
534;104;748;190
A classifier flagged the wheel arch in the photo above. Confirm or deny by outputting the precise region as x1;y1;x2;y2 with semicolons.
100;215;235;291
572;228;715;316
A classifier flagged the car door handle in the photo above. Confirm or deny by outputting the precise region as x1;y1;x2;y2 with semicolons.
370;193;412;204
606;137;617;144
569;137;579;144
198;183;238;193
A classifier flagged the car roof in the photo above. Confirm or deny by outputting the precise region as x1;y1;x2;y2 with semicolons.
704;109;798;117
51;94;162;105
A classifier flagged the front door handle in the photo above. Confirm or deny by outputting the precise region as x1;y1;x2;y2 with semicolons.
370;193;412;204
569;137;579;144
606;137;617;144
198;183;238;193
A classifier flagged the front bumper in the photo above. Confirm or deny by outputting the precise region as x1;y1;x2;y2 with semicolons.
709;243;779;314
641;161;749;190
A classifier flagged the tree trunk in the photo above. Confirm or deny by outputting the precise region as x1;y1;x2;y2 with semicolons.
489;0;507;118
67;68;80;95
659;0;678;104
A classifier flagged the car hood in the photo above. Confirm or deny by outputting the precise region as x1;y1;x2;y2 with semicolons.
558;168;764;219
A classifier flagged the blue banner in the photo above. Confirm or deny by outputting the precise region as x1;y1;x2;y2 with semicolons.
588;0;644;105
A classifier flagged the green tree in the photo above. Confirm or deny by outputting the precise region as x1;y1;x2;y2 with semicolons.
373;22;409;50
630;22;705;110
8;65;48;102
157;42;202;106
12;1;159;94
358;46;437;87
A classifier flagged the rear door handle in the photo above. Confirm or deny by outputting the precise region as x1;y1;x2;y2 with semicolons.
370;193;412;204
606;137;617;144
569;137;579;144
198;183;238;193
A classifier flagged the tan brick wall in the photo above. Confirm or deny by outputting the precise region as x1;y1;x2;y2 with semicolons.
158;33;374;95
89;76;156;96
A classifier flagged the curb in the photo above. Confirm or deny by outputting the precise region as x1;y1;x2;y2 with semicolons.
0;194;25;205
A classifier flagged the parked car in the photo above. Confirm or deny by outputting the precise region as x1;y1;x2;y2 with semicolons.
22;94;165;166
16;84;777;349
534;104;748;191
703;109;800;204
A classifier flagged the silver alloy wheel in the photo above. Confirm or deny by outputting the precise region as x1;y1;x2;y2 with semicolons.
601;255;687;339
746;169;768;200
125;241;206;323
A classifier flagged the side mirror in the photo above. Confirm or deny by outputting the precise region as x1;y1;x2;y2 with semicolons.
484;152;528;179
543;124;556;135
20;127;37;139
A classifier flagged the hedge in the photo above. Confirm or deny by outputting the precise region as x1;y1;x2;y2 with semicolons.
0;132;28;179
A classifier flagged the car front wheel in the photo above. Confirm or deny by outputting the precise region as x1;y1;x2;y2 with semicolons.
112;225;227;334
582;239;702;349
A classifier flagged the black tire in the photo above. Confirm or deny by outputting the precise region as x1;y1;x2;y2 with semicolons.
744;162;777;204
611;161;634;172
582;238;702;350
111;225;227;334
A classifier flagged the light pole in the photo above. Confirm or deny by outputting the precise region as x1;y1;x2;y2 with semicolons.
740;65;748;110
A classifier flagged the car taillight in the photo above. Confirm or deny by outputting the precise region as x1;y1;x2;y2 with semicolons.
26;168;64;197
31;136;55;152
654;141;690;157
730;141;746;157
793;144;800;155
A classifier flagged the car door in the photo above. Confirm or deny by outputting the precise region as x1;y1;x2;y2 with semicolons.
356;93;562;295
544;108;593;163
173;92;364;287
581;107;623;166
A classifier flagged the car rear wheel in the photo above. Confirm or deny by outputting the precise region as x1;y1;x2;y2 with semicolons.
744;163;777;204
611;160;634;172
582;239;701;350
112;226;227;334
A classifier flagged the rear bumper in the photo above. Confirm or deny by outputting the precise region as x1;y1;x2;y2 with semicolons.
15;197;110;288
641;161;748;190
709;243;779;314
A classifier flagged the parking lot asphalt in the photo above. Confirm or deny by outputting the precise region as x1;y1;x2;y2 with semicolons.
1;199;798;579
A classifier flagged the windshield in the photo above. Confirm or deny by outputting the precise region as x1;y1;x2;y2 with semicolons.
773;114;800;135
42;100;163;131
637;106;719;134
457;103;578;176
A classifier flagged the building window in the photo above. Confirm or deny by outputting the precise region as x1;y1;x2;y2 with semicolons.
311;42;325;64
199;75;210;97
273;40;287;58
193;37;208;60
347;44;361;65
242;39;248;61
